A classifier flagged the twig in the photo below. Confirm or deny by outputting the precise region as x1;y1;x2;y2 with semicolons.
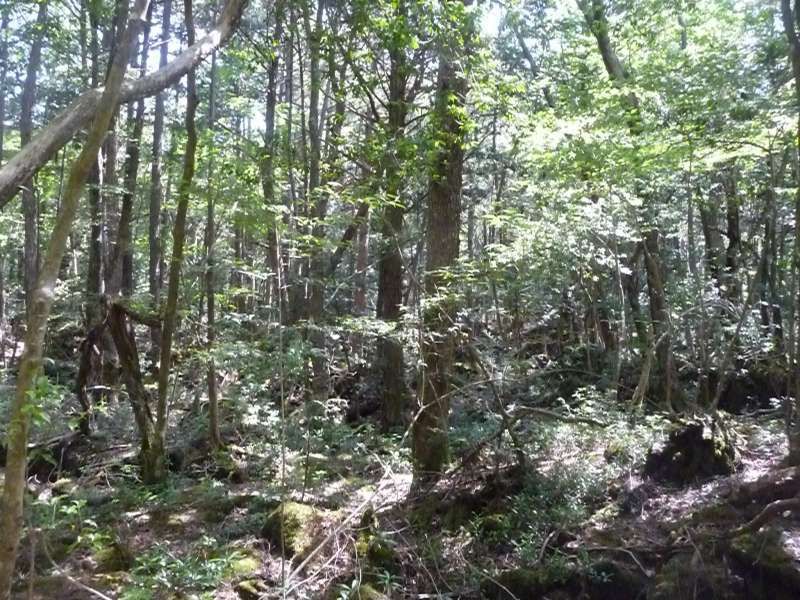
582;545;653;577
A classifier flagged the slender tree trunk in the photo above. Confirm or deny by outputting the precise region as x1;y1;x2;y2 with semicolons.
412;0;473;487
110;8;152;296
643;229;684;411
262;0;284;310
0;1;149;595
354;217;369;315
149;0;173;350
304;0;329;414
20;1;49;316
206;50;222;449
723;165;741;303
153;0;200;482
0;8;10;168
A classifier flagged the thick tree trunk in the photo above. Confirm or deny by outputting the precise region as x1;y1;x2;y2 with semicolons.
412;0;472;487
783;0;800;464
376;0;412;428
0;1;149;595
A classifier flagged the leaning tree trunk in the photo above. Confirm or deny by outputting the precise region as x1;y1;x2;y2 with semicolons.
0;1;149;595
412;0;473;488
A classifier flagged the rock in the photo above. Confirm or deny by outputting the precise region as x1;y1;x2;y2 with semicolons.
480;566;573;599
729;528;800;598
348;584;389;599
585;559;649;599
93;541;134;573
235;579;269;600
643;419;736;485
260;501;325;558
649;552;741;599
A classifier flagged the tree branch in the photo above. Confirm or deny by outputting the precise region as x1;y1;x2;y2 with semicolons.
0;0;249;210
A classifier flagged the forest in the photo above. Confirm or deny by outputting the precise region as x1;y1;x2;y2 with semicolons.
1;0;800;597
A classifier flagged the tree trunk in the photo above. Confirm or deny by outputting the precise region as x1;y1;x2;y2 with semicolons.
782;0;800;464
110;9;152;296
412;0;473;487
20;0;48;315
148;0;172;351
643;229;684;411
723;165;741;302
153;0;200;482
206;50;222;450
0;8;10;167
376;0;412;428
0;1;149;595
262;0;284;311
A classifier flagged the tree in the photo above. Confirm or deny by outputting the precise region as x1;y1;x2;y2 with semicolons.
0;0;151;594
411;0;474;486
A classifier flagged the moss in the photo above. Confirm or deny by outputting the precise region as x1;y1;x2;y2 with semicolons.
93;542;133;573
480;567;572;599
260;501;322;558
349;584;389;600
729;528;800;595
225;549;262;578
235;579;268;600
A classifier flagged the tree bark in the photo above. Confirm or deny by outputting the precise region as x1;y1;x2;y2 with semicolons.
412;0;473;487
376;0;412;429
20;0;49;315
781;0;800;464
148;0;173;351
110;7;152;297
206;49;222;450
0;8;10;167
0;1;150;595
154;0;201;482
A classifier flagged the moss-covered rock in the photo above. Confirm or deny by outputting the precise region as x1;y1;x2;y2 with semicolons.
480;566;573;599
93;541;134;573
225;548;262;578
644;418;736;485
650;552;740;599
260;501;324;558
729;528;800;598
348;584;389;600
235;578;269;600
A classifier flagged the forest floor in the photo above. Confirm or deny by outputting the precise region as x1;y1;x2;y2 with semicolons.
2;338;800;599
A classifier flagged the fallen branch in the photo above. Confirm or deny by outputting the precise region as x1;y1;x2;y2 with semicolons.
730;496;800;536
